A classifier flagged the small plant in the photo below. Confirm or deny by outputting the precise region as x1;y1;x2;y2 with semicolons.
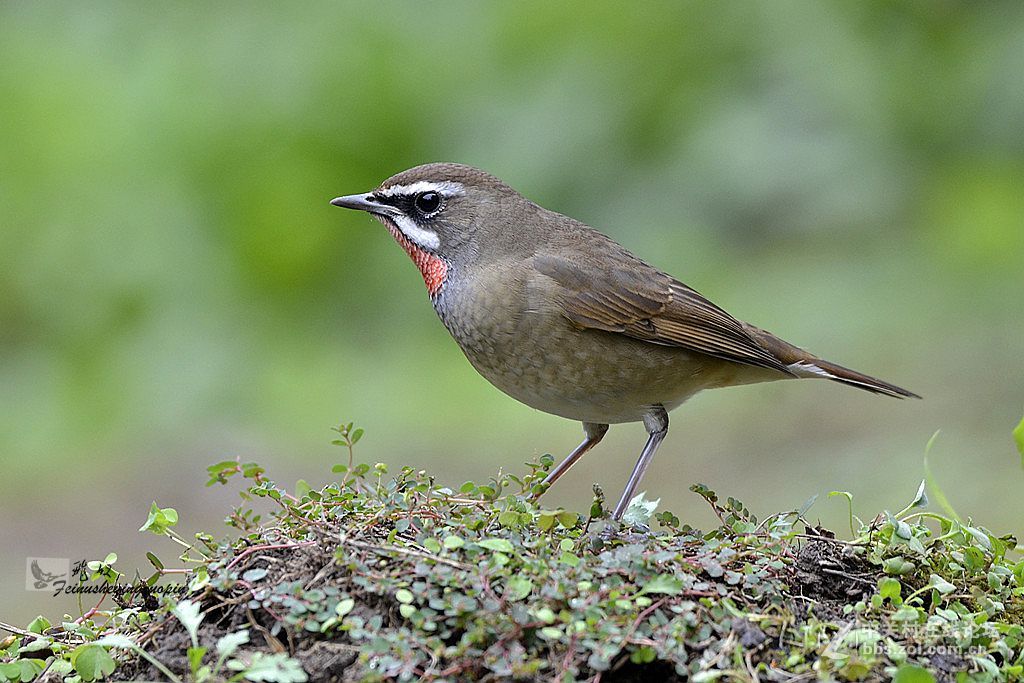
1;418;1021;682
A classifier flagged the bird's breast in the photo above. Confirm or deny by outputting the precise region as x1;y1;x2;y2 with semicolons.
429;267;730;424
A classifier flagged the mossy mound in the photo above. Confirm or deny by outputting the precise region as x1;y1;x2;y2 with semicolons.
3;435;1022;682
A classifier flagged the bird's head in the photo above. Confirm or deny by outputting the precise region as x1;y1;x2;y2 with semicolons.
331;163;540;295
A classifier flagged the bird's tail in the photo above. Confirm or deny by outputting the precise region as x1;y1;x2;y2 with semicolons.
787;357;920;398
742;323;920;399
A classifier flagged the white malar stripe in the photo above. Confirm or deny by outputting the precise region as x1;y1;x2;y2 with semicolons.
376;181;465;198
788;361;833;379
391;214;441;251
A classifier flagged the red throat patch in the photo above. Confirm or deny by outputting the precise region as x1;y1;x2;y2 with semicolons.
380;218;448;297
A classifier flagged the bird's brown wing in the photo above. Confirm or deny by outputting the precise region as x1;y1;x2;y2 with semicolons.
532;242;794;375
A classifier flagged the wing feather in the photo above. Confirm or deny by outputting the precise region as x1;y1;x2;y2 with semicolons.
532;246;793;375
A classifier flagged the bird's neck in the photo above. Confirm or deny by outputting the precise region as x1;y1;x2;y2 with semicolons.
383;220;448;297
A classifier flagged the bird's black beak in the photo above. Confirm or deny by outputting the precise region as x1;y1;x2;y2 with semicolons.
330;193;382;213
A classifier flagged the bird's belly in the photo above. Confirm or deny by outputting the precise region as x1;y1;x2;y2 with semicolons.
436;289;772;423
476;342;705;423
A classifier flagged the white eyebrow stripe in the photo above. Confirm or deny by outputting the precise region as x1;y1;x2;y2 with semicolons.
376;180;465;198
391;214;441;251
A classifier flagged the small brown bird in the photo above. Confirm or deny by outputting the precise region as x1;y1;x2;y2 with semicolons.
331;163;918;520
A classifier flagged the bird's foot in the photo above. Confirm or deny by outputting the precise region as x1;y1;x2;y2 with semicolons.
587;518;651;550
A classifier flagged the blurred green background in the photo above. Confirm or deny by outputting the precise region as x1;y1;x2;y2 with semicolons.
2;1;1022;623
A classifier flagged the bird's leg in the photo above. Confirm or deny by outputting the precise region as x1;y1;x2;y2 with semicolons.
535;422;609;498
611;407;669;521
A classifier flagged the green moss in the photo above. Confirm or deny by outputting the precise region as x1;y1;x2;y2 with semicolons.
2;430;1022;682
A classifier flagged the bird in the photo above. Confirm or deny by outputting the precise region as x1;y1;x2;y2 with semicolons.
30;559;65;589
330;163;918;521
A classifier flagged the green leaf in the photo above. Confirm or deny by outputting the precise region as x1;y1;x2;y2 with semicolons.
892;605;922;622
71;644;116;682
399;604;416;618
621;492;660;527
206;460;240;486
477;538;514;553
909;479;928;510
504;575;533;601
893;664;936;683
242;568;268;582
94;635;136;649
963;546;986;573
557;511;579;528
535;607;556;624
227;652;308;683
640;574;684;596
442;535;464;550
294;479;311;499
24;660;47;680
24;659;47;681
559;551;580;567
334;599;355;618
216;630;250;658
885;511;912;540
927;574;956;595
0;659;45;683
497;510;520;527
145;552;164;571
25;616;50;634
882;557;916;575
139;501;179;534
47;659;73;677
0;663;22;681
173;599;204;646
965;526;992;550
878;577;902;602
700;557;724;578
19;637;55;653
841;628;881;646
188;646;208;675
395;589;414;604
630;645;657;664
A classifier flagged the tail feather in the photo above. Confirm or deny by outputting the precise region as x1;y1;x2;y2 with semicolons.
741;323;920;399
788;358;920;399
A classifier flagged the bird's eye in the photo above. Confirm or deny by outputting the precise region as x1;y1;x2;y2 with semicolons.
414;191;442;215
